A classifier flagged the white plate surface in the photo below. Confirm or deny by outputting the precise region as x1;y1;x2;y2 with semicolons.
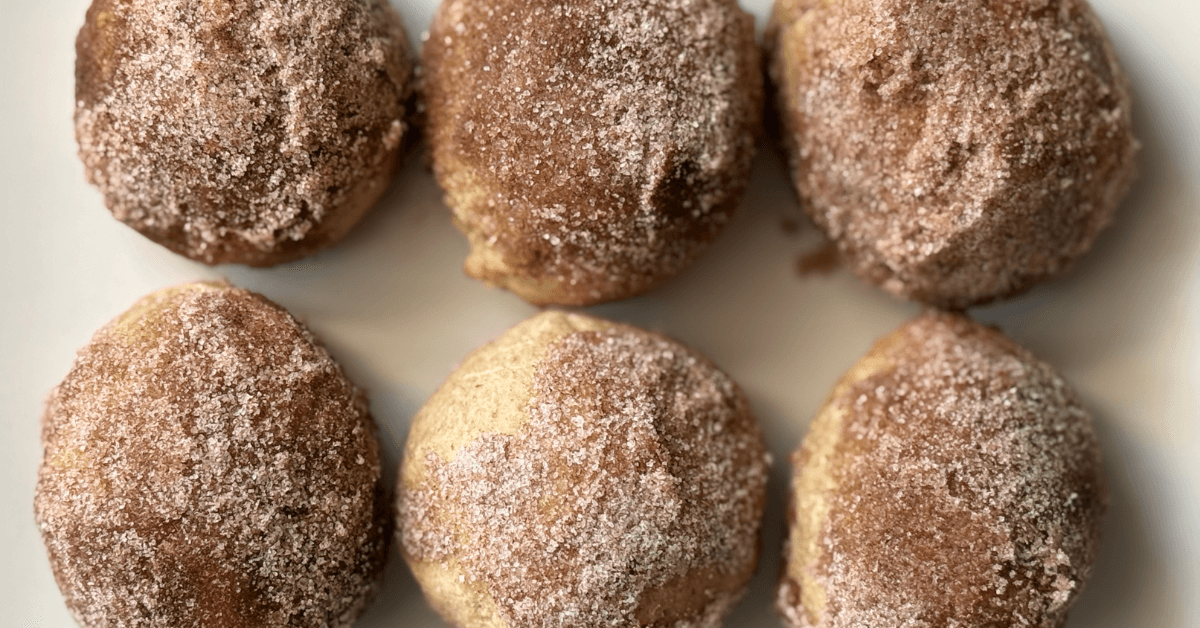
1;0;1197;626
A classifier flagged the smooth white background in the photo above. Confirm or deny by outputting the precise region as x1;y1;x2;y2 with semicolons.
2;0;1197;626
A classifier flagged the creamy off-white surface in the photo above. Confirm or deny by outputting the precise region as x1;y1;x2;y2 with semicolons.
0;0;1197;626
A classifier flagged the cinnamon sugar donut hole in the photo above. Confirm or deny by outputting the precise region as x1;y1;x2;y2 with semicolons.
422;0;763;306
778;312;1107;628
34;282;391;627
75;0;414;266
398;311;770;627
766;0;1139;308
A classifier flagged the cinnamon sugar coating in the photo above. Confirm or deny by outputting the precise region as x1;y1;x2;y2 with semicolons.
422;0;763;306
75;0;414;267
34;282;391;627
398;312;770;627
778;312;1107;628
767;0;1138;307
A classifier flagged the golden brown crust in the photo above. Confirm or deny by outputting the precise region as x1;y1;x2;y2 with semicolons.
399;311;769;627
34;282;391;627
777;311;1107;628
766;0;1138;308
75;0;415;267
422;0;763;306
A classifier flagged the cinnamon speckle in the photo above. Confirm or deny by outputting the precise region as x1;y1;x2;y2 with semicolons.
795;241;841;277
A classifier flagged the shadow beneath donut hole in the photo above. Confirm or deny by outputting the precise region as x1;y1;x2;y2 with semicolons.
288;331;438;627
1064;407;1184;627
355;383;443;627
354;543;444;628
723;402;794;626
705;383;813;627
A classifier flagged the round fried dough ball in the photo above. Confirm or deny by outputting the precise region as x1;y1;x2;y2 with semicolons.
422;0;763;306
398;311;769;627
777;311;1107;628
75;0;414;266
766;0;1139;308
34;282;391;627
